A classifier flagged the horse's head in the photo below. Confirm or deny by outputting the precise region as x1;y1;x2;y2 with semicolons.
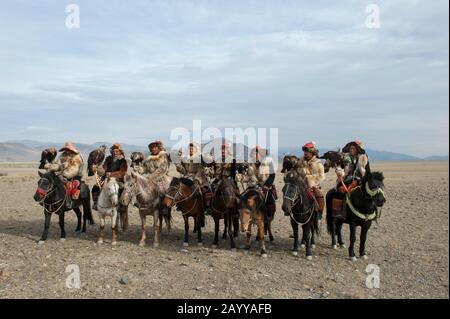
219;177;238;209
120;174;137;206
34;171;58;202
239;191;260;233
282;170;302;214
363;170;386;208
281;155;299;174
320;151;344;173
103;177;120;207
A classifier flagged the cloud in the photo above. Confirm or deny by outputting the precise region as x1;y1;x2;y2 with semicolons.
0;0;448;157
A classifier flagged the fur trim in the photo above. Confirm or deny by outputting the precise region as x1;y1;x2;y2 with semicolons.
147;151;167;161
358;154;368;177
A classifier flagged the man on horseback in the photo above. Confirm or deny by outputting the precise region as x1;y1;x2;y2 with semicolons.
176;142;213;213
91;144;128;216
141;140;171;215
326;140;369;216
45;142;84;210
286;142;325;218
245;146;277;218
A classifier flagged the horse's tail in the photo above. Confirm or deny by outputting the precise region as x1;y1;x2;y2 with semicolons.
326;206;333;235
83;190;95;225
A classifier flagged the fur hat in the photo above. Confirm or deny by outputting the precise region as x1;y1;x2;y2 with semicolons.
110;143;124;155
342;140;365;154
148;140;165;152
302;141;319;156
59;142;79;154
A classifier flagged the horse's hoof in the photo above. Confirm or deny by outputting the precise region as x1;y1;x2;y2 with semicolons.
138;242;145;247
183;242;189;248
231;248;237;252
350;256;357;262
97;240;104;245
153;243;160;248
197;242;203;247
212;245;218;249
37;240;45;245
340;244;347;249
111;241;117;246
300;244;306;249
333;245;338;250
361;255;369;260
311;244;316;249
261;253;268;258
60;238;66;242
306;256;313;261
292;251;299;257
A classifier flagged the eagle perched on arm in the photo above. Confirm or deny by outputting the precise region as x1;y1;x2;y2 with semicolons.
39;148;58;170
130;152;145;169
87;145;107;176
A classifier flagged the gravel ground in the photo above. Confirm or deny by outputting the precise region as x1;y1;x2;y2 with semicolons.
0;161;448;299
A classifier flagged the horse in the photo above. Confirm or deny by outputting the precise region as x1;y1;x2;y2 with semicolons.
163;177;205;247
326;168;386;261
96;177;120;245
33;171;94;244
282;169;320;260
239;188;269;257
211;177;240;250
281;155;299;174
120;172;172;247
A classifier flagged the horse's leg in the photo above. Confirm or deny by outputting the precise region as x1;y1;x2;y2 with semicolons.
304;223;313;260
331;219;337;249
258;221;267;257
213;217;220;248
300;226;306;249
152;210;160;248
228;212;236;250
291;218;299;256
183;215;189;247
359;221;371;259
159;213;164;233
97;215;105;244
245;224;252;250
337;221;345;248
73;207;82;232
121;206;129;232
197;216;203;246
39;212;52;244
139;211;147;247
111;210;118;246
166;209;172;232
233;214;239;238
58;211;66;242
349;221;357;261
222;217;228;240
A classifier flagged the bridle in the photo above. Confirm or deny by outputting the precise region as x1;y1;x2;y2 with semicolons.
36;176;66;214
98;181;120;210
165;182;199;216
283;182;315;226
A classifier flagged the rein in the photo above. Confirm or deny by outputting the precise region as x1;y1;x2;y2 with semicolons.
283;182;313;226
166;183;200;216
346;183;384;221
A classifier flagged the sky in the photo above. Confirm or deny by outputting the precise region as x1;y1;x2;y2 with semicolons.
0;0;448;157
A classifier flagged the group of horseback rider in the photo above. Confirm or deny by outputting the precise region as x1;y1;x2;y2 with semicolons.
41;139;370;219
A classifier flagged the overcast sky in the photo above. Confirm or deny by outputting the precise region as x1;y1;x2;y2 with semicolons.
0;0;448;157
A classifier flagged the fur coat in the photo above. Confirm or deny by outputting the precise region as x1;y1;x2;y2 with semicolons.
45;151;84;179
297;155;326;188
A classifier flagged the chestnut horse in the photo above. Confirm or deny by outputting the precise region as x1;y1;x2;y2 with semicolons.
239;188;268;257
163;177;205;247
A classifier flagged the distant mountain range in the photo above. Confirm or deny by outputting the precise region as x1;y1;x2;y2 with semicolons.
0;140;448;162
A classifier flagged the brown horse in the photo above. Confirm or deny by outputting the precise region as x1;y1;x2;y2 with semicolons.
163;177;205;247
239;188;268;257
211;177;240;250
120;173;171;247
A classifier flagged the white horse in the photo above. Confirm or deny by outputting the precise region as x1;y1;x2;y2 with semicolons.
96;177;120;245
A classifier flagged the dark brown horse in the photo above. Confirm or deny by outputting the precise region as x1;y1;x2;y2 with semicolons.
163;177;205;247
211;177;240;250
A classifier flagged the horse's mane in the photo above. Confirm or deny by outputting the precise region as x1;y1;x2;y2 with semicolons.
371;171;384;182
